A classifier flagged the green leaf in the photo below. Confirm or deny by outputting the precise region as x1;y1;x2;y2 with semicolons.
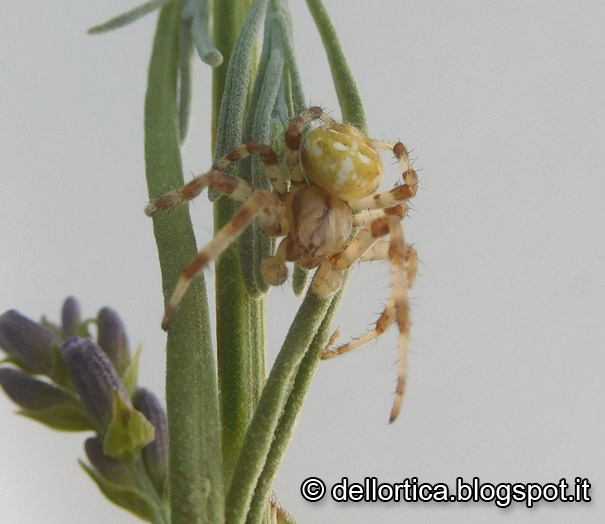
183;0;224;67
103;390;155;460
226;291;332;524
88;0;171;35
211;0;272;487
145;1;224;522
121;345;142;397
178;20;195;145
238;12;285;297
18;404;94;432
306;0;367;131
80;461;159;522
245;277;349;523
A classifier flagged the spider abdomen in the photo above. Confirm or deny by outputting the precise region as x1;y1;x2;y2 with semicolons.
301;124;383;201
285;185;352;269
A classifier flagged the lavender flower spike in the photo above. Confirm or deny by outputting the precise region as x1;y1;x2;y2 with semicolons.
0;309;63;375
97;307;131;376
133;387;168;494
62;337;128;434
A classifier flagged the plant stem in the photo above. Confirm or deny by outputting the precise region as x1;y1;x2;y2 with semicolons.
225;291;332;524
145;2;223;523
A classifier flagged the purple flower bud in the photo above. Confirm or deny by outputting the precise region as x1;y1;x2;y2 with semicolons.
62;337;128;434
61;297;82;338
0;366;75;410
133;388;168;493
0;310;63;375
84;437;136;487
97;307;131;376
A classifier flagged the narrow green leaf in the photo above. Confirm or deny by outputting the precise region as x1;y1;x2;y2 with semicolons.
121;345;142;397
18;404;94;432
211;0;271;487
88;0;171;35
271;1;311;296
274;0;306;114
245;277;348;524
183;0;224;66
226;291;332;524
178;21;194;145
305;0;367;132
239;15;285;297
211;0;271;197
145;1;224;522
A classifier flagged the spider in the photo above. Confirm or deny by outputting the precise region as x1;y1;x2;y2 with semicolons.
145;107;419;422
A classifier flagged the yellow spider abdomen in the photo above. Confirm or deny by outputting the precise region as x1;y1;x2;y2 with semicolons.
301;124;383;200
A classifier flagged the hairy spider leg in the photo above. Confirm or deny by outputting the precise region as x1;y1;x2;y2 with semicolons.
213;142;288;195
321;215;413;422
322;243;418;358
352;204;409;227
346;172;418;210
160;191;281;330
145;170;256;215
346;140;418;210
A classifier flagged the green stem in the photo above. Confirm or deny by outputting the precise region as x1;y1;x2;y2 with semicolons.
144;3;223;523
226;291;332;524
244;278;348;524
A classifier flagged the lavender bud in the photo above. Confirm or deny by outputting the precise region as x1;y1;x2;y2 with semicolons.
0;366;75;410
84;437;136;487
61;297;82;338
133;388;168;493
62;337;128;434
0;310;63;375
97;307;131;376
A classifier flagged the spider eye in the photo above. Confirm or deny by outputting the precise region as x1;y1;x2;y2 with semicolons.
301;124;383;200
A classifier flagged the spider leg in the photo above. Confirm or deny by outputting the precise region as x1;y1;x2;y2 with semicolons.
285;106;335;182
371;140;413;175
352;204;408;227
322;244;418;360
323;297;397;360
346;169;419;210
346;140;418;211
360;243;419;287
213;142;288;195
323;216;413;422
161;191;281;330
145;170;256;215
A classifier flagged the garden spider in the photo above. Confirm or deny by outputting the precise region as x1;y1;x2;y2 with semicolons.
145;107;419;422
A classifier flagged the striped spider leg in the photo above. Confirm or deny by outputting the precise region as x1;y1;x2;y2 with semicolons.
320;214;418;422
145;144;288;329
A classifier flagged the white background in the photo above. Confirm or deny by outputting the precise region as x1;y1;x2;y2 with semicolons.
1;1;603;523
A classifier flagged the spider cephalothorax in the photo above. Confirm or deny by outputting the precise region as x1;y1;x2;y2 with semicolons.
145;107;419;422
